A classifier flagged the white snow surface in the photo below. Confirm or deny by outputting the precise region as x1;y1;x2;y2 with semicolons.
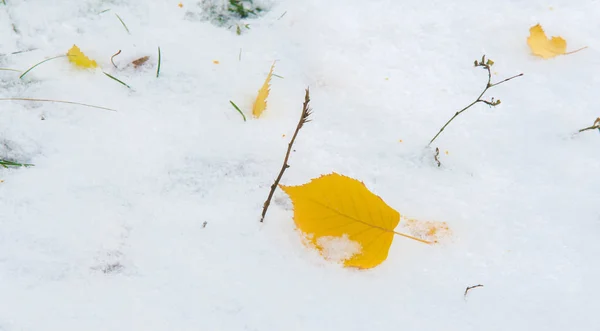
1;0;600;330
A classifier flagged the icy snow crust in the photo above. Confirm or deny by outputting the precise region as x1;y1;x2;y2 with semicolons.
1;0;599;330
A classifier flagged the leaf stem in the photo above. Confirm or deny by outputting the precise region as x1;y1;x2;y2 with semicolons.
260;88;312;222
564;46;588;55
392;230;433;244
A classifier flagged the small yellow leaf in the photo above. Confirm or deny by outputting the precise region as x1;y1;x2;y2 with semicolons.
527;24;566;59
252;62;275;118
213;60;220;64
281;173;431;269
67;45;98;68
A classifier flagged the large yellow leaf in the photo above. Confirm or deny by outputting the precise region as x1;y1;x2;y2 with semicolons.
527;24;566;59
252;62;275;118
280;173;430;269
67;45;98;68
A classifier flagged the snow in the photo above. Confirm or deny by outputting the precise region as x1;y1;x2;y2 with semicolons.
1;0;599;330
316;234;362;263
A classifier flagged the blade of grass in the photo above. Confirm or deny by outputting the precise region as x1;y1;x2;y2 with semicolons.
156;46;161;78
229;100;247;121
110;50;121;68
1;160;34;168
0;98;116;111
103;72;131;89
1;68;21;72
20;55;66;79
115;14;130;34
99;9;111;14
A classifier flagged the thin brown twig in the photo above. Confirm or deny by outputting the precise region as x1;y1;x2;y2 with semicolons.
464;284;484;299
578;117;600;133
428;56;523;146
111;50;122;68
260;88;312;223
434;147;441;167
489;73;524;88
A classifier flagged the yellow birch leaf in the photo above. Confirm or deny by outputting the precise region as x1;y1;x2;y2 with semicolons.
67;45;98;68
252;62;275;118
527;24;566;59
280;173;431;269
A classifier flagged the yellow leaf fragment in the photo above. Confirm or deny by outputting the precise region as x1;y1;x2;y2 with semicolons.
527;24;566;59
281;173;431;269
252;62;275;118
67;45;98;68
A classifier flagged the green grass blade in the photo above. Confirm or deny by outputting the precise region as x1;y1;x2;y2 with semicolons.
103;72;131;89
229;100;247;122
156;46;161;78
0;98;117;111
115;14;130;34
0;159;34;168
0;68;21;72
19;55;66;79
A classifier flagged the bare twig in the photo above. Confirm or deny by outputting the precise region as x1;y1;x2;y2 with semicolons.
464;284;484;299
578;117;600;133
260;88;312;223
434;147;441;167
110;50;121;68
428;56;523;145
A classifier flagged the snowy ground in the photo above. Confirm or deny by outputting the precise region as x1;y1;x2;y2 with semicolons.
1;0;600;330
